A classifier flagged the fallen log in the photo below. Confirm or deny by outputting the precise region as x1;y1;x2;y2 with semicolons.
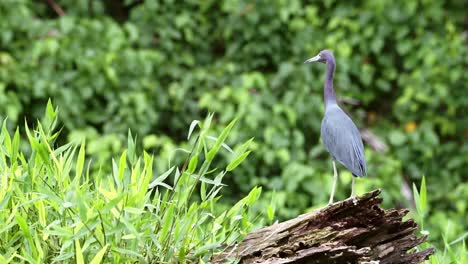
212;189;434;263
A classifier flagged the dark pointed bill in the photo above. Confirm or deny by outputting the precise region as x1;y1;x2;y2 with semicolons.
304;55;321;63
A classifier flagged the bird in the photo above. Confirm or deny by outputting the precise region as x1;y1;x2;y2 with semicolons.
304;50;367;205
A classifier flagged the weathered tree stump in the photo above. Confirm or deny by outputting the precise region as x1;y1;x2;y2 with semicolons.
212;189;434;263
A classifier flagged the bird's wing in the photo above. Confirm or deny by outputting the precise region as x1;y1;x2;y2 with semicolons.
321;107;367;177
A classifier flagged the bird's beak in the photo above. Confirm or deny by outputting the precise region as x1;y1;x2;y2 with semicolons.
304;55;321;63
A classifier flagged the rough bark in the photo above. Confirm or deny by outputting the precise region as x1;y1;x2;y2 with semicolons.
212;189;434;264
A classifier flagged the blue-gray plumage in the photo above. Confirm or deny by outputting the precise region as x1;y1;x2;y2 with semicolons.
304;50;367;204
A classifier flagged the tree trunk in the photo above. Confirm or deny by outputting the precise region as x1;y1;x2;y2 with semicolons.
212;189;434;264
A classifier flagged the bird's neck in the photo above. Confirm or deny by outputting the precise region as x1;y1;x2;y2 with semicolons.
324;60;337;108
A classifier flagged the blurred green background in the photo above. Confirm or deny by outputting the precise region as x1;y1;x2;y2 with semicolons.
0;0;466;251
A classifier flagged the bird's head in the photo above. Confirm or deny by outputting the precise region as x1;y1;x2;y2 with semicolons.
304;50;334;64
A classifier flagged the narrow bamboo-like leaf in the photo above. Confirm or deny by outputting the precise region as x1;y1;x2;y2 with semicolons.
122;234;137;240
207;186;223;200
36;200;47;227
200;181;206;200
112;159;121;189
187;154;198;174
202;113;214;131
2;120;11;156
226;151;251;171
89;244;109;264
34;235;44;261
194;242;222;256
206;119;237;161
134;152;154;201
158;204;175;244
267;204;275;222
15;214;32;240
267;191;277;222
130;158;142;191
75;239;84;264
173;167;181;185
127;130;136;165
450;232;468;245
237;138;254;154
187;120;200;140
245;186;262;205
11;128;20;162
419;175;427;215
118;150;127;182
46;98;56;120
0;192;12;210
190;174;226;186
148;166;174;189
206;136;234;153
16;214;37;256
101;193;126;213
50;252;74;262
213;171;226;186
112;247;143;258
38;123;61;169
172;148;191;154
76;139;86;180
120;218;139;238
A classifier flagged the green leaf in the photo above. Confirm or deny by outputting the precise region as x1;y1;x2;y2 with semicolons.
16;214;32;240
76;139;86;180
226;151;251;171
11;128;20;162
101;193;126;213
75;239;84;264
267;191;277;222
419;175;427;215
89;245;109;264
187;120;200;140
206;136;234;153
190;174;226;186
206;119;237;162
2;120;11;155
16;213;37;256
187;154;198;174
237;138;254;154
127;130;136;165
46;99;56;120
118;150;127;182
158;204;175;244
148;166;175;189
200;181;206;200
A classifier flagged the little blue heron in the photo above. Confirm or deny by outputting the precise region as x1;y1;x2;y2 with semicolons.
304;50;367;204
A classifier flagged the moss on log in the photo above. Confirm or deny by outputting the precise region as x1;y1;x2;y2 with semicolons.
212;189;434;264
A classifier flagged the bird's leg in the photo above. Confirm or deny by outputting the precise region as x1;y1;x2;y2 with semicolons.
350;177;358;205
328;160;338;205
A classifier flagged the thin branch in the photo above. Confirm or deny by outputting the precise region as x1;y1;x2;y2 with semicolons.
360;128;388;152
45;0;66;17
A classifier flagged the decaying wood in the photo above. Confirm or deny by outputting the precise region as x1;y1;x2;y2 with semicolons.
212;189;434;264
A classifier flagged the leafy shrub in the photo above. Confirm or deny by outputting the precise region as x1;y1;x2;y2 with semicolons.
0;0;466;253
0;104;266;263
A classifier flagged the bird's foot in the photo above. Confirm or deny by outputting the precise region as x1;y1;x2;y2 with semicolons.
349;195;358;205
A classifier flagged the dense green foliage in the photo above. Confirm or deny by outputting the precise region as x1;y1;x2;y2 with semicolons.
0;106;265;263
0;0;466;261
